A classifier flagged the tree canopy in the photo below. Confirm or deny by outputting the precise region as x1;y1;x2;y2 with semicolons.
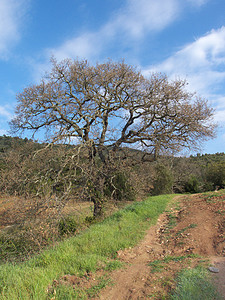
11;58;216;158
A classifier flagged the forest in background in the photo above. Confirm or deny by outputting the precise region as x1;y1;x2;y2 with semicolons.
1;134;224;197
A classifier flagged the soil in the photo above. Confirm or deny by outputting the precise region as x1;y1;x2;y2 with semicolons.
96;191;225;299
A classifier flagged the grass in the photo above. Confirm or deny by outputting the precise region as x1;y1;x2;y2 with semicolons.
171;266;222;300
0;194;174;299
148;254;198;273
86;276;111;298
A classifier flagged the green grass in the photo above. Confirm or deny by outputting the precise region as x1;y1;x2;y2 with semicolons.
0;194;174;300
149;254;198;273
171;266;222;300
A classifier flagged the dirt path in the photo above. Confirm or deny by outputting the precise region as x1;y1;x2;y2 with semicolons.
99;214;166;300
97;192;225;299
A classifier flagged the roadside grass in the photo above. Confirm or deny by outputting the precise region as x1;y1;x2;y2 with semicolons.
148;254;198;273
0;194;174;299
171;266;222;300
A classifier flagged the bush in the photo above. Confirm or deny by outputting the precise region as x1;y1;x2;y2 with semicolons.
104;172;136;201
204;161;225;190
0;227;40;263
152;163;174;195
58;216;78;235
184;176;200;193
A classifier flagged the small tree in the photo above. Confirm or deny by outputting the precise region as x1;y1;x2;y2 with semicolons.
10;58;216;216
204;161;225;190
184;175;200;193
152;163;174;195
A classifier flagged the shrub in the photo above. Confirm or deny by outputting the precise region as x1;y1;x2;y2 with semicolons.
104;172;136;201
204;161;225;190
184;176;200;193
152;163;174;195
58;216;78;235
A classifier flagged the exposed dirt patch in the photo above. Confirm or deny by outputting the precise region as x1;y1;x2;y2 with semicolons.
96;191;225;299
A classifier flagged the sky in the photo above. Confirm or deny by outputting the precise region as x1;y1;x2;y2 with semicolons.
0;0;225;154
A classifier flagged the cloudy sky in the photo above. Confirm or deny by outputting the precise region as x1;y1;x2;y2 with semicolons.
0;0;225;154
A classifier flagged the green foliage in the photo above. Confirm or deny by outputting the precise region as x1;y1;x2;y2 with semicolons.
152;163;174;195
191;152;225;164
204;161;225;190
104;172;136;201
171;266;221;300
0;135;32;153
58;216;78;236
184;176;200;193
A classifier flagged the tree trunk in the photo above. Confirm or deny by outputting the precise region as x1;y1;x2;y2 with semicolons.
92;197;103;218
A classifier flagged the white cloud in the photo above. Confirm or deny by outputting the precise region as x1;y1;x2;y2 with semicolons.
48;32;102;61
0;105;13;119
110;0;180;39
214;110;225;124
144;27;225;93
36;0;209;77
0;0;28;58
143;26;225;131
48;0;197;61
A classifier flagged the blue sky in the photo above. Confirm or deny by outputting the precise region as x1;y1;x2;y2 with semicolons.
0;0;225;154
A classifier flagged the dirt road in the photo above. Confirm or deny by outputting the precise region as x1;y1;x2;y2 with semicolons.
98;192;225;299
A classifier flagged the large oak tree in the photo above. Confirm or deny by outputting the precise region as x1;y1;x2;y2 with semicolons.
10;58;216;216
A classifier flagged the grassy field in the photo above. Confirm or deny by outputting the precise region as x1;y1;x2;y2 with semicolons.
0;194;174;299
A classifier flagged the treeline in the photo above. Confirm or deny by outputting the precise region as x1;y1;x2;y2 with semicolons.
156;153;225;195
0;135;224;199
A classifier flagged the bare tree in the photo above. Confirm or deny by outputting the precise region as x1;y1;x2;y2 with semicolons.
10;58;216;216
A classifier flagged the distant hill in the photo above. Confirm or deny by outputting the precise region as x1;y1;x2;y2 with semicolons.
190;152;225;165
0;135;34;153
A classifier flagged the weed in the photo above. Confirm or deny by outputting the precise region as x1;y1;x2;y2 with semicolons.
87;276;111;298
149;260;165;273
176;224;197;237
167;213;177;228
47;284;83;300
104;260;123;271
149;254;198;274
85;215;98;225
58;216;78;235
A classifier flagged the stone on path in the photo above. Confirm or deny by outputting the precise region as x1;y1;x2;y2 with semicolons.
208;267;219;273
